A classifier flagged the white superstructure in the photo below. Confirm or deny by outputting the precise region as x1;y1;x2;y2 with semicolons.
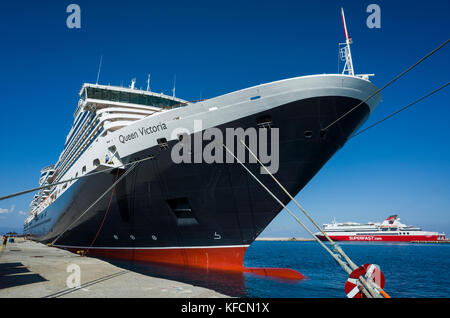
25;83;186;223
316;215;446;241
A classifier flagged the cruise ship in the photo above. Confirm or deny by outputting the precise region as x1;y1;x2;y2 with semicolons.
23;10;383;271
315;215;446;242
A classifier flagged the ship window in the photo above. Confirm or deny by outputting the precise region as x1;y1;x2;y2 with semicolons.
139;94;147;105
86;87;185;109
93;159;100;167
82;166;86;174
100;89;109;100
112;91;120;101
119;92;129;103
130;93;139;104
93;88;102;99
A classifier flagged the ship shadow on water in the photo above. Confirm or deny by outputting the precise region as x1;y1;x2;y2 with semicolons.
102;258;249;297
98;258;304;297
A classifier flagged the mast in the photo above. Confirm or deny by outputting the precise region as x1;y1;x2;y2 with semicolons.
340;8;355;76
172;74;176;97
96;55;103;85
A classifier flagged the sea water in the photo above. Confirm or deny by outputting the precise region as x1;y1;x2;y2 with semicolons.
243;241;450;298
108;241;450;298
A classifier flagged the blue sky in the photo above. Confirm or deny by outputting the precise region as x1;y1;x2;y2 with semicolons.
0;0;448;236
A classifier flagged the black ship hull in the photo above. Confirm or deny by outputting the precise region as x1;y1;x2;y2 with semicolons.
25;95;370;271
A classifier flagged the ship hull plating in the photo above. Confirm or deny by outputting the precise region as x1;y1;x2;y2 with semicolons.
25;95;370;270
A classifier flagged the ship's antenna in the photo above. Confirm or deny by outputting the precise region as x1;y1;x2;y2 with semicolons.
172;74;176;97
340;8;355;76
146;74;151;92
96;55;103;85
130;78;136;89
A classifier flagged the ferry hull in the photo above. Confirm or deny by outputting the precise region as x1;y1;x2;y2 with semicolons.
25;92;372;271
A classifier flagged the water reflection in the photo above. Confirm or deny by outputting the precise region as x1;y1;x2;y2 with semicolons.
104;258;248;297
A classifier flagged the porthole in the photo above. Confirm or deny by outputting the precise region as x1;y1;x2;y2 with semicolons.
130;235;135;240
113;235;119;240
304;130;313;139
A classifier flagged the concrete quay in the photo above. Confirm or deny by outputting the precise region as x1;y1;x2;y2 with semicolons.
0;238;227;298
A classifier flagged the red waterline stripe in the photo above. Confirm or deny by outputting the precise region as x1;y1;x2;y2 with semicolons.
59;245;304;280
317;235;442;242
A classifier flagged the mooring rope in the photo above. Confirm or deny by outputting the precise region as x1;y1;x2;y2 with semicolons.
239;141;358;266
50;163;138;246
350;82;449;139
246;141;393;297
222;143;381;298
0;156;154;202
322;39;449;132
84;167;121;256
237;141;389;298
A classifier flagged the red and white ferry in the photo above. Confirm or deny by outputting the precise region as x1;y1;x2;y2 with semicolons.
316;215;446;242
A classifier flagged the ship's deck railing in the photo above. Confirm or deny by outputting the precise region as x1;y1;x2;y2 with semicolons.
40;165;55;174
162;99;207;111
